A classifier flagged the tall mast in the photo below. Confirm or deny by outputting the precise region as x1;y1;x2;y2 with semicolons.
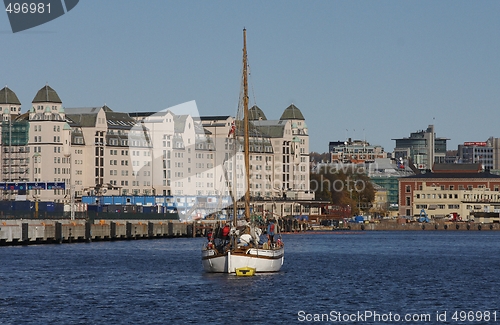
243;28;250;221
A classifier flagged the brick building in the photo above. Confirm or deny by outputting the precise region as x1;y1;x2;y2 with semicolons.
398;164;500;219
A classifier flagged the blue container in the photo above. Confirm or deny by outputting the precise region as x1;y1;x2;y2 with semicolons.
144;196;155;206
46;202;55;212
102;196;113;205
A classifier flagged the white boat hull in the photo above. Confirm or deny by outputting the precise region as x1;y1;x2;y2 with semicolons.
202;247;284;273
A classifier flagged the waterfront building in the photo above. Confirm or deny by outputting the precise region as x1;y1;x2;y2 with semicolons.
444;150;459;164
0;86;313;205
370;183;388;216
329;139;386;164
398;163;500;218
1;85;72;202
0;86;24;186
251;104;312;199
393;125;448;171
457;142;493;170
200;104;313;200
367;158;413;210
65;105;138;198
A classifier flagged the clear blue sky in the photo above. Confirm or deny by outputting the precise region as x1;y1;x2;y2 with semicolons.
2;1;500;153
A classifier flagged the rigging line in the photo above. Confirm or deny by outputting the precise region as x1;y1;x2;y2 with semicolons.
247;61;258;108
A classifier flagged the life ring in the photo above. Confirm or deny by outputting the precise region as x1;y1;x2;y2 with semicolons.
360;225;365;231
466;224;470;230
444;225;448;230
478;225;482;231
456;224;460;230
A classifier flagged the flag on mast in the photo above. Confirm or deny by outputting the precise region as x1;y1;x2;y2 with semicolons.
228;121;236;137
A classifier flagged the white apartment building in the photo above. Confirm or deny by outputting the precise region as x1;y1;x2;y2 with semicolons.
1;85;72;202
0;86;313;203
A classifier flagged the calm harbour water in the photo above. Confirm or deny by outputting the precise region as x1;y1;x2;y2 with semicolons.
1;231;500;324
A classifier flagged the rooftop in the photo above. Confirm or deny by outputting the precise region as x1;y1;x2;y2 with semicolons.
402;172;500;179
249;105;267;120
432;163;482;173
32;85;62;103
280;104;305;120
0;87;21;105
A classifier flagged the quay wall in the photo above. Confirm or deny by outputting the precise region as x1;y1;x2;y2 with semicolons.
347;221;500;231
2;219;497;246
0;219;193;245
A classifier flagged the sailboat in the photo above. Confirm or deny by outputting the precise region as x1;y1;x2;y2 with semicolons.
201;29;285;274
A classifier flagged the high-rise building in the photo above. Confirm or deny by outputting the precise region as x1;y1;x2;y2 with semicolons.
393;125;448;171
457;142;493;170
492;137;500;172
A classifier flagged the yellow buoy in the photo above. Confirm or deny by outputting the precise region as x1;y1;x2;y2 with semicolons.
235;267;256;277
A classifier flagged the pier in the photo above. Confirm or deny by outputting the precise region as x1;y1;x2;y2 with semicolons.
340;220;500;231
2;217;498;246
0;219;193;245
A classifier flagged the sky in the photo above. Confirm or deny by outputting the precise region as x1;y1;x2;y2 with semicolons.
1;1;500;153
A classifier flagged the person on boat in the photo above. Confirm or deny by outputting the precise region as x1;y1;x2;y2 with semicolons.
222;223;230;245
207;229;213;242
267;220;275;246
206;228;214;249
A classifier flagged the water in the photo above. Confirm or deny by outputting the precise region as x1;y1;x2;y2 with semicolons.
1;231;500;324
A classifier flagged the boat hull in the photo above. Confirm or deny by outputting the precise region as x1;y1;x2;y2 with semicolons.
202;247;284;273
